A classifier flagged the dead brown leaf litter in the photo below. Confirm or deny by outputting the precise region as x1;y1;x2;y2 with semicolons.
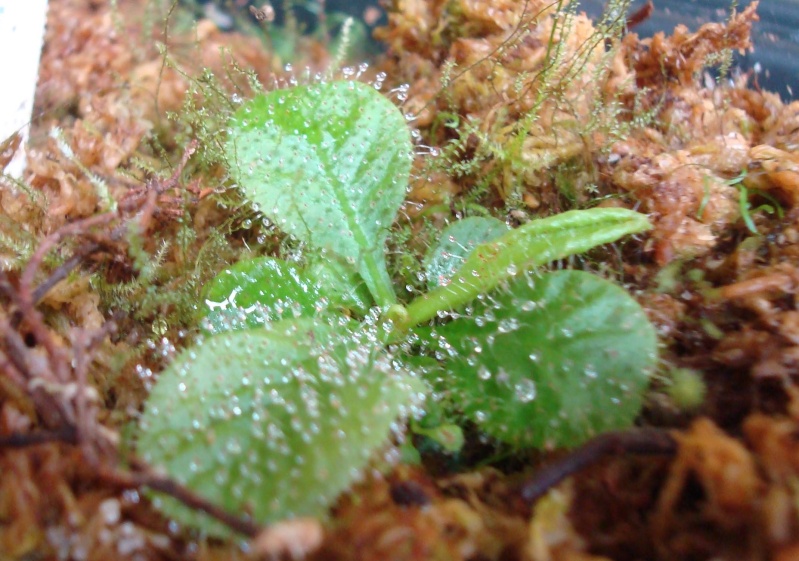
3;0;799;559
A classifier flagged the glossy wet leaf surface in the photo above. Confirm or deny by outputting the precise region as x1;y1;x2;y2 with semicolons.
405;208;652;326
136;318;421;535
226;81;412;306
201;256;323;333
435;270;657;448
305;252;373;315
424;216;509;289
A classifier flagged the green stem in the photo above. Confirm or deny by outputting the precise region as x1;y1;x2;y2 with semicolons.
359;250;397;308
403;208;651;328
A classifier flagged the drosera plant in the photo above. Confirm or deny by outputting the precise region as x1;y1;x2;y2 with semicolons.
135;78;658;536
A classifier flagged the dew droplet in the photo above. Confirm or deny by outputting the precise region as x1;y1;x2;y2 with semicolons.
514;378;537;403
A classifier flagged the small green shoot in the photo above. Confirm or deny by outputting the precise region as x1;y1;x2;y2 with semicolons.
665;367;707;411
698;169;784;234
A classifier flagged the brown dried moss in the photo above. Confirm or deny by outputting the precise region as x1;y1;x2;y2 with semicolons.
3;0;799;559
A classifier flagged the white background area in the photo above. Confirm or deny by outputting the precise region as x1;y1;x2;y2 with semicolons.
0;0;49;177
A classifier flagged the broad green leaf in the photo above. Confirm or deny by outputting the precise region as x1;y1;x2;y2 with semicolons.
136;318;421;536
226;81;413;307
404;208;651;327
424;216;509;288
436;270;657;448
202;257;323;333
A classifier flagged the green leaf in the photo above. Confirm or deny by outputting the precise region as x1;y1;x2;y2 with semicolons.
404;208;651;328
306;251;373;316
424;216;509;289
226;81;413;307
435;270;657;448
136;318;421;536
413;422;465;454
201;257;323;333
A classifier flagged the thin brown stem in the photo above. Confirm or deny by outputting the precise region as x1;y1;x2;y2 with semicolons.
0;350;27;388
627;0;654;31
100;458;263;538
0;310;75;428
0;427;78;448
19;212;117;297
16;213;117;385
31;243;101;305
72;329;97;465
519;428;676;504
